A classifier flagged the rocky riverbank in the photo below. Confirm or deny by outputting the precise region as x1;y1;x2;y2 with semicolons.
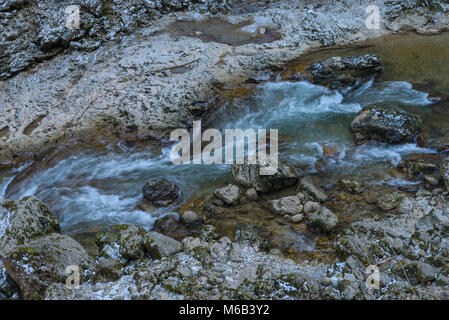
2;0;449;301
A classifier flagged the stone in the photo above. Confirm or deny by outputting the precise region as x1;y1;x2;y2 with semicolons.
0;196;60;257
298;176;328;202
350;105;422;145
96;224;147;263
144;232;183;260
180;211;201;224
199;225;218;242
142;179;182;207
291;214;304;223
307;207;339;233
377;192;406;212
232;160;300;193
245;188;258;201
303;201;321;214
339;177;364;194
297;54;383;90
152;215;189;241
214;184;240;205
266;195;304;216
3;233;93;300
440;157;449;192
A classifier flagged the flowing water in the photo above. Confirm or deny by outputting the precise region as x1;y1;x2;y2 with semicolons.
1;33;449;253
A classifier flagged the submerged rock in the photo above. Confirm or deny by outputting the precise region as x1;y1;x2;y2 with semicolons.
180;211;201;224
339;177;364;194
297;176;328;202
231;160;300;193
214;184;241;205
295;54;382;90
3;233;93;300
350;105;422;145
142;179;182;207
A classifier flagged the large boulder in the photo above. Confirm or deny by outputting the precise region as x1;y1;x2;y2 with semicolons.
295;54;382;90
231;160;300;193
144;232;183;260
2;233;93;300
0;196;60;257
142;179;182;207
350;105;422;145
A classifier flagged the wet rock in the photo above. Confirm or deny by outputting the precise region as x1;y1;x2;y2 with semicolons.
244;188;258;201
303;201;321;214
298;176;328;202
144;232;183;260
296;54;382;90
96;224;148;263
350;105;422;145
266;195;304;216
214;184;240;205
307;207;338;233
0;196;60;257
339;177;364;194
291;214;304;223
180;211;201;224
0;260;20;300
142;179;182;207
377;192;406;212
93;257;123;283
231;160;300;193
152;215;189;240
3;233;93;300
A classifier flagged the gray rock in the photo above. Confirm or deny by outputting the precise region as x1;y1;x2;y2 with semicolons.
214;184;240;205
3;233;93;300
266;195;303;216
303;201;321;214
0;260;19;300
180;211;200;224
199;225;218;242
144;231;183;259
232;160;300;193
307;207;338;233
300;54;382;91
142;179;182;207
377;192;406;212
298;176;328;202
96;224;147;263
0;196;60;258
291;214;304;223
339;177;364;194
245;188;259;201
350;105;422;145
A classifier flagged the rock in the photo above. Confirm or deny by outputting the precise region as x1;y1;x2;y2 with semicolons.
96;224;148;263
3;233;93;300
298;54;382;90
199;225;218;242
231;160;300;193
180;211;201;224
152;215;189;240
214;184;240;205
303;201;321;214
144;232;183;260
350;105;422;145
307;207;338;233
142;179;182;207
291;214;304;223
0;260;19;300
0;196;60;257
440;157;449;191
266;195;304;216
93;258;123;283
339;177;364;194
298;176;328;202
377;192;406;212
245;188;259;201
